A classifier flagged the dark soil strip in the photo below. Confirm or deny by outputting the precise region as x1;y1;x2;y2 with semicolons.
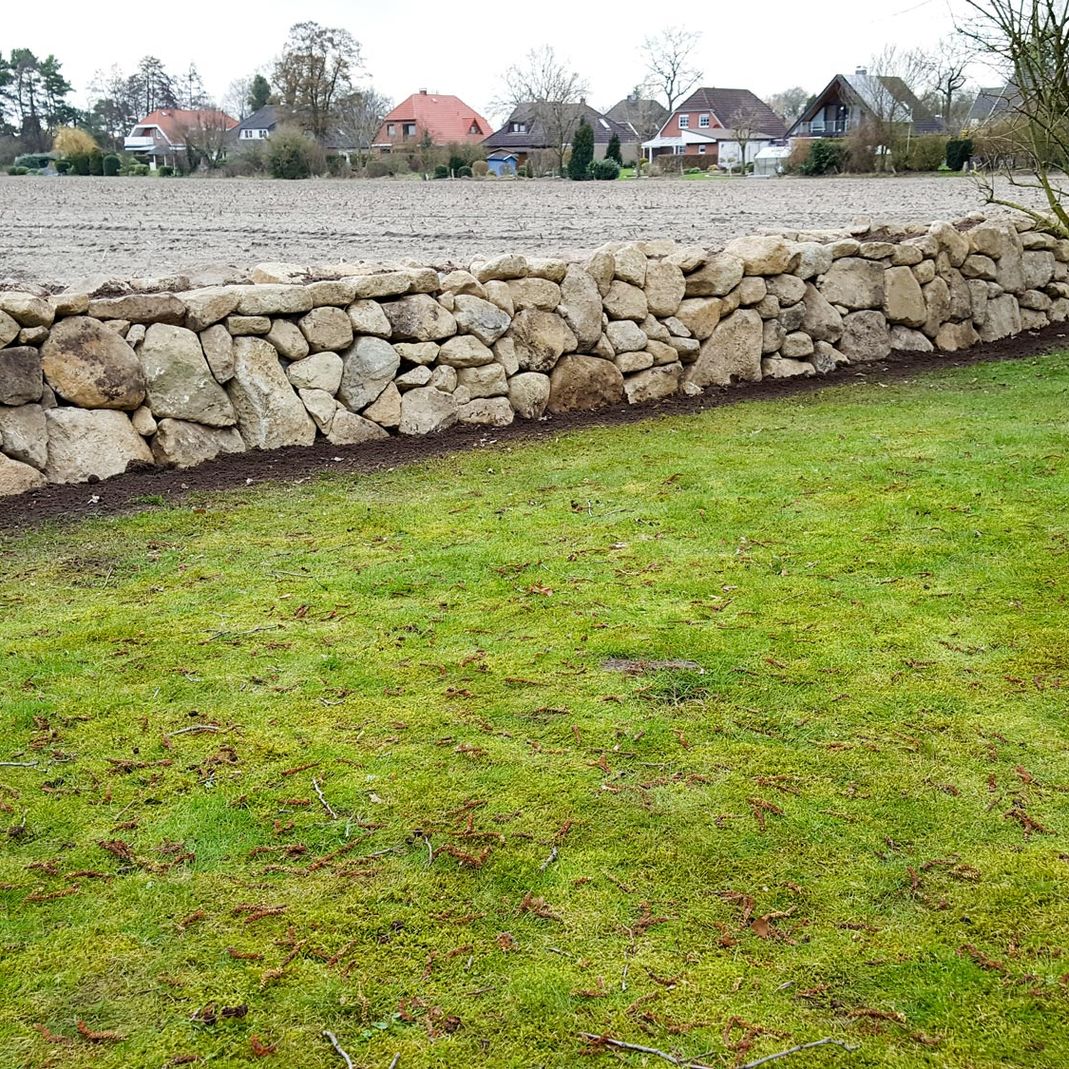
2;323;1066;533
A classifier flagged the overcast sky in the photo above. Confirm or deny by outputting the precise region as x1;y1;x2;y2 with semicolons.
9;0;994;123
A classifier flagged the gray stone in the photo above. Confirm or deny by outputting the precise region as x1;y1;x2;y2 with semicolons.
606;320;648;353
935;321;980;352
602;280;648;321
438;335;496;368
922;277;952;337
299;306;354;352
286;351;344;393
265;319;309;359
0;346;43;405
399;386;459;434
674;297;722;340
347;299;392;338
613;245;647;287
457;363;508;398
889;326;934;352
766;274;806;305
883;266;927;327
86;293;185;325
548;355;626;413
338;336;400;411
484;280;515;316
180;287;241;331
0;309;19;347
685;308;763;388
558;266;604;350
646;340;679;366
929;221;969;267
430;365;458;392
226;337;317;449
839;310;891;362
298;388;338;432
0;454;45;496
43;408;153;484
395;365;434;389
227;315;272;336
362;382;402;427
473;254;528;283
724;235;794;275
140;323;237;426
327;409;390;445
792;242;834;281
684;253;744;297
0;404;47;468
457;397;515;426
509;309;578;372
1022;250;1056;289
811;341;845;373
979;294;1022;342
382;294;457;341
453;294;512;345
962;254;997;281
131;405;157;436
0;292;54;328
781;331;815;358
151;418;245;468
508;372;551;419
40;317;145;410
762;319;786;354
801;284;844;342
623;363;682;404
761;357;815;378
644;261;685;317
616;350;654;373
394;342;439;365
508;277;561;311
440;270;486;297
233;284;314;316
820;258;885;309
200;324;236;383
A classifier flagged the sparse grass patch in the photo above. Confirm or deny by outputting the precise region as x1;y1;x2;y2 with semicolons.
1;354;1068;1068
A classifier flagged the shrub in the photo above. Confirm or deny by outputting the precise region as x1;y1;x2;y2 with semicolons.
457;164;472;178
472;159;488;177
568;118;594;180
7;166;29;176
14;153;53;171
606;132;623;166
52;127;97;156
68;153;91;176
946;138;974;171
158;165;175;177
88;150;104;177
103;154;120;177
433;163;449;179
365;160;391;178
800;138;846;175
591;158;620;180
129;164;150;177
266;127;322;179
900;135;947;172
55;159;72;174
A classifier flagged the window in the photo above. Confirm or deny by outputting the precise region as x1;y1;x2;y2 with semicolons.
257;129;268;139
241;129;253;139
387;123;396;136
699;113;710;128
469;122;480;134
698;144;706;154
678;114;689;128
510;121;527;134
403;123;416;137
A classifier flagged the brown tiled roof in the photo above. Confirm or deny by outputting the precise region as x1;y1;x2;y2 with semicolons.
132;109;238;144
668;89;787;138
483;102;637;151
375;92;491;145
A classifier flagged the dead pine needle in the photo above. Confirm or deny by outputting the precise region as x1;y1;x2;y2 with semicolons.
322;1029;354;1069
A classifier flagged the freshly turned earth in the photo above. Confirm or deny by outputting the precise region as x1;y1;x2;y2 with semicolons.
0;174;1047;286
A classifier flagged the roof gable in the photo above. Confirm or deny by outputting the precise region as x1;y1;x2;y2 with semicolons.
135;108;238;144
483;102;636;150
379;92;491;142
662;88;787;138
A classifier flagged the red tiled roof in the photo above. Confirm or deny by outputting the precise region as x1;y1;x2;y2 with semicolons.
375;92;491;145
133;109;238;144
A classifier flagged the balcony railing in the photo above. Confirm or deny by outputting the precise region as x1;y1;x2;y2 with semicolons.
124;136;158;151
795;120;850;137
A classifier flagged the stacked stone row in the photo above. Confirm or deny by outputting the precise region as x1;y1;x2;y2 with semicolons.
2;216;1067;496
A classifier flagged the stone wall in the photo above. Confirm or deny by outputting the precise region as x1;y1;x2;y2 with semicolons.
2;216;1067;498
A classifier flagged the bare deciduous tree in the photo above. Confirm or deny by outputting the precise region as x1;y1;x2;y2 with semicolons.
728;104;766;173
273;21;363;140
767;87;811;126
959;0;1069;234
856;46;934;171
223;77;253;122
924;38;972;132
497;45;589;174
178;110;233;171
334;87;391;167
640;26;703;115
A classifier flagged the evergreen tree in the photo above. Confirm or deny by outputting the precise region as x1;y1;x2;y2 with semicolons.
606;131;622;165
567;117;594;180
248;74;272;112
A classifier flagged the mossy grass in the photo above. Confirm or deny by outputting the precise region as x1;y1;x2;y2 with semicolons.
2;354;1067;1067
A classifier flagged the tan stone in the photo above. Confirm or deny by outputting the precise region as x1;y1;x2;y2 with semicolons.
40;317;145;410
685;308;763;388
548;355;625;413
509;309;578;372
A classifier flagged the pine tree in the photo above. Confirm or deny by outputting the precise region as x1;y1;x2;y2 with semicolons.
606;131;622;165
248;74;272;113
568;117;594;180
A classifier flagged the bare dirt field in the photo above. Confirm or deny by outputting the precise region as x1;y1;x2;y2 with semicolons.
0;174;1042;286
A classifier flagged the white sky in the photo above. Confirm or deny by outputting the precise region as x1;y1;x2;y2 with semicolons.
8;0;993;124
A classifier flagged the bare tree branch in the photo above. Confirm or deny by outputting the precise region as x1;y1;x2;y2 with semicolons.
640;26;703;115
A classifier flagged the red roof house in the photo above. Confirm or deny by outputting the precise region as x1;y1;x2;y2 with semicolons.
124;108;238;170
373;90;491;151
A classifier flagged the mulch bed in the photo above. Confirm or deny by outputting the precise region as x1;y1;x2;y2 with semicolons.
2;323;1066;533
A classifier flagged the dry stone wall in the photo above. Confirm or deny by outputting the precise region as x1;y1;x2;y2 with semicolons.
2;216;1068;498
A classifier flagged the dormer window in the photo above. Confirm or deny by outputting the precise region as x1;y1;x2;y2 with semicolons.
678;114;689;128
509;121;527;134
469;122;481;134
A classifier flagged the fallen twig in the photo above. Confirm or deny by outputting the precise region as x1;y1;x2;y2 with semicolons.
737;1037;858;1068
0;760;39;768
202;624;282;643
540;845;559;871
312;777;338;820
322;1030;354;1069
166;725;224;738
387;1054;401;1069
579;1032;706;1067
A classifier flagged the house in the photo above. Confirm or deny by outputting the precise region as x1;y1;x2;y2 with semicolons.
965;84;1021;130
230;105;279;144
605;94;668;141
486;151;519;176
787;69;941;140
642;88;787;169
482;102;639;169
373;90;491;152
124;108;238;170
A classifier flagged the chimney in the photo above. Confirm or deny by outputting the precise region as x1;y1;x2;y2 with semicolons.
419;88;427;95
855;66;867;76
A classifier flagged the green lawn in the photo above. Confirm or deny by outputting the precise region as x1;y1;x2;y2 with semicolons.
2;354;1068;1069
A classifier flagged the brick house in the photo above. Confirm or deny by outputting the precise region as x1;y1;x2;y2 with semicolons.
124;108;238;170
373;90;491;152
642;87;787;170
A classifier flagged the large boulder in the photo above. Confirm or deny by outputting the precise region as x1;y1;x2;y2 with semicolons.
979;294;1022;342
801;284;844;342
457;397;515;426
40;317;146;410
509;309;578;372
180;287;241;331
0;345;43;405
200;324;235;383
286;351;344;393
723;235;794;275
623;363;682;405
820;258;885;309
88;293;185;325
452;294;512;345
399;386;459;434
508;277;561;311
151;418;245;468
0;454;45;496
0;292;54;328
883;266;927;327
548;355;625;413
684;309;763;387
347;299;393;338
326;409;390;445
226;337;317;449
558;266;603;350
299;306;354;352
839;310;891;362
382;294;457;341
602;281;648;321
140;323;237;426
0;404;48;469
508;372;551;419
337;336;400;411
43;408;153;484
644;261;686;317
